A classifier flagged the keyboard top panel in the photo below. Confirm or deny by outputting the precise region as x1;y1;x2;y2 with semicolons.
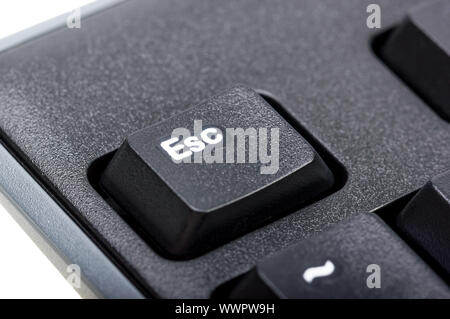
0;0;449;297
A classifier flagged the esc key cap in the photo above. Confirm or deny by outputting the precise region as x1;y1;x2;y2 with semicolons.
100;85;334;258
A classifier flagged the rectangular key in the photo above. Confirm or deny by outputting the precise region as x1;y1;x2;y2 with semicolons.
381;0;450;121
397;170;450;278
100;85;334;258
228;213;450;298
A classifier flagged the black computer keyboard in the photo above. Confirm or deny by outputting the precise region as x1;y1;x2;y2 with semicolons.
0;0;449;299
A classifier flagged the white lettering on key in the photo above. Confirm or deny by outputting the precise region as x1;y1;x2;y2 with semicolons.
200;127;223;145
160;137;192;161
184;136;206;152
161;128;223;161
160;121;280;174
302;260;335;283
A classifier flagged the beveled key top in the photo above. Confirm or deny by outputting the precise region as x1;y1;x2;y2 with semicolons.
100;85;334;258
228;213;450;298
381;0;450;120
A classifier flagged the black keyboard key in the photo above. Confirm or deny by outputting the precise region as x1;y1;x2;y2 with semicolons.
381;0;450;121
397;170;450;277
100;85;334;258
228;213;450;298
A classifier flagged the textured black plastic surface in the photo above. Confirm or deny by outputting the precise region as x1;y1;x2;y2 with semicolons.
229;213;450;298
0;0;449;298
397;170;450;278
100;86;334;258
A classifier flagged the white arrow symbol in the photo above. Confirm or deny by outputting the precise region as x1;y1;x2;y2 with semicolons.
302;260;335;283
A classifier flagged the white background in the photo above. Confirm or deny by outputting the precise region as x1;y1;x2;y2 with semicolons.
0;0;96;299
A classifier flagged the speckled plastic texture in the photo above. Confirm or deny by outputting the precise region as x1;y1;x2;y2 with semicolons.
0;0;449;298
